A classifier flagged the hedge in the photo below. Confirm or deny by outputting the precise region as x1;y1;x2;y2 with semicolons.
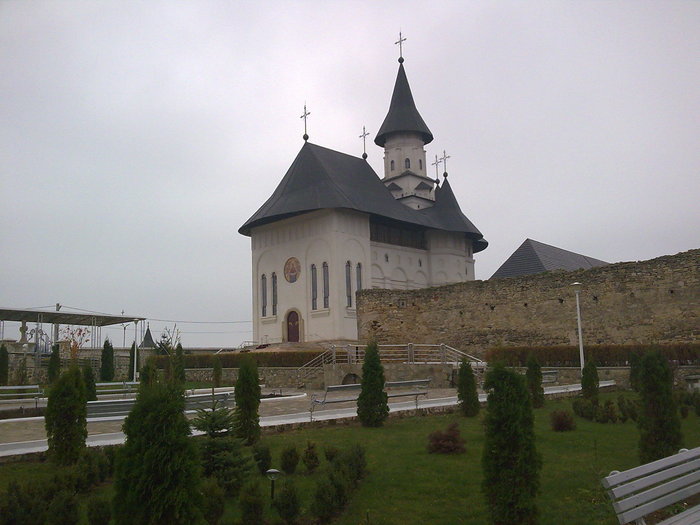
151;351;323;370
484;343;700;367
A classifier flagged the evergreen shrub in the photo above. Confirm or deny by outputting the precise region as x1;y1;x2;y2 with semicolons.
212;355;222;388
324;445;339;463
200;436;253;496
357;341;389;427
82;365;97;401
252;442;272;475
200;477;225;525
46;491;79;525
581;361;599;401
234;356;261;445
302;441;321;473
99;340;114;382
86;495;112;525
239;480;264;524
0;344;8;386
281;445;300;474
457;359;480;416
45;366;87;465
151;350;323;369
47;344;61;384
526;355;545;408
272;480;301;525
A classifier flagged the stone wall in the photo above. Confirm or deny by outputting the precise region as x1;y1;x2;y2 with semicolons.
357;249;700;357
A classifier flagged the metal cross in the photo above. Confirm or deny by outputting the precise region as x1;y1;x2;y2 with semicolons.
431;154;442;180
359;126;370;156
395;31;407;59
440;150;451;175
300;103;311;141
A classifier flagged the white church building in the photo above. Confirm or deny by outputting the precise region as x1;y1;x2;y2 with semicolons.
239;56;488;344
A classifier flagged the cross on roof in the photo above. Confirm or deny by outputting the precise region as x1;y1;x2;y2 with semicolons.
431;154;442;182
440;150;451;177
300;103;311;141
395;31;407;61
359;125;370;159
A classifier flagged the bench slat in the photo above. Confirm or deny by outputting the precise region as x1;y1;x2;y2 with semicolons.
658;504;700;525
325;384;362;392
617;480;700;525
603;448;700;489
610;458;700;499
614;469;700;513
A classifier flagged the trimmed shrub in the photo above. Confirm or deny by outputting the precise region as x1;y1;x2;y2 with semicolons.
638;351;683;464
572;398;597;421
357;341;389;427
427;423;466;454
272;479;301;525
0;344;8;386
617;395;629;423
200;477;225;525
200;436;254;496
252;442;272;475
239;480;264;524
47;343;60;384
596;400;618;424
86;495;112;525
99;340;115;382
457;359;480;416
526;355;545;408
324;445;340;463
337;444;367;485
550;410;576;431
281;445;300;474
302;441;321;473
45;366;87;465
482;364;541;525
311;476;336;524
234;356;261;445
0;479;51;524
581;361;599;401
82;365;97;401
127;343;135;381
212;355;222;388
173;343;186;384
46;491;79;525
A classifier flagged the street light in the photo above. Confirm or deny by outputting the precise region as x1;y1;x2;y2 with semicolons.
266;468;281;500
572;282;584;372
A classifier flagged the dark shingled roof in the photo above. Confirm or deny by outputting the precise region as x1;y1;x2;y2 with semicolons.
490;239;609;279
238;142;486;251
140;325;157;349
374;63;433;147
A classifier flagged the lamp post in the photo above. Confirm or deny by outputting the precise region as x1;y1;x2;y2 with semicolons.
266;468;281;500
572;282;584;372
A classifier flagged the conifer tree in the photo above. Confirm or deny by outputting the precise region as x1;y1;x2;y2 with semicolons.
127;343;136;381
357;341;389;427
234;356;261;445
638;350;683;463
82;365;97;401
526;354;545;408
45;366;87;465
0;344;9;386
212;355;222;388
173;343;186;384
581;360;599;402
482;364;541;525
47;343;61;384
100;339;114;382
457;359;480;416
113;381;202;525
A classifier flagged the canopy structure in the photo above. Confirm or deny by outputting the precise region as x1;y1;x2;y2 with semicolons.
0;308;145;327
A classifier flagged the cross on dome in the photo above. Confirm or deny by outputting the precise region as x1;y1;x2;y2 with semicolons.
300;103;311;141
395;31;407;63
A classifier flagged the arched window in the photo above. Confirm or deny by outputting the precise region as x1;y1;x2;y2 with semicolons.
322;262;329;309
419;159;423;170
311;264;318;310
261;274;267;317
390;160;395;171
356;263;362;292
345;261;352;307
405;158;410;169
271;273;277;316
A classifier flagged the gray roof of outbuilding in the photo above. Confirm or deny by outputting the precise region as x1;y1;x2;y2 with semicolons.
490;239;609;279
238;142;486;250
374;62;433;147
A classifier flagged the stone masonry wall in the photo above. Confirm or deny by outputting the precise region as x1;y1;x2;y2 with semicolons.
357;249;699;357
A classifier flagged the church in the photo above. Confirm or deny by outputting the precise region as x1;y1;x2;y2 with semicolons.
239;54;487;344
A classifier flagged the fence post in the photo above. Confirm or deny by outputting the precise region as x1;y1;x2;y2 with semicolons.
440;344;446;364
407;343;414;364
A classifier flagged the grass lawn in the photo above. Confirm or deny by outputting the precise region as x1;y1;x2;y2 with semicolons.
1;391;698;524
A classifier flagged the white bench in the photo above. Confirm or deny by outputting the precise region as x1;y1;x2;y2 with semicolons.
0;385;44;407
602;446;700;525
95;381;139;396
384;379;430;408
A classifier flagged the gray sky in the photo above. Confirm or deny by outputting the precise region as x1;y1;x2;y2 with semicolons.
2;1;699;348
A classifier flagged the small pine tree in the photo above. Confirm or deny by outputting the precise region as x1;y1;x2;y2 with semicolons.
82;365;97;401
281;445;300;474
212;355;222;388
99;339;114;382
272;480;301;525
637;351;683;464
86;495;112;525
482;364;541;525
173;343;186;384
302;441;321;473
581;360;599;402
0;344;8;386
457;360;480;416
200;436;254;496
526;355;545;408
113;381;202;525
192;399;235;438
234;356;261;445
127;343;136;381
252;443;272;475
239;480;264;524
357;341;389;427
200;477;225;525
45;367;87;465
46;490;80;525
47;343;61;384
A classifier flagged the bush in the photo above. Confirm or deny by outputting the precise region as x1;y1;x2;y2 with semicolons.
302;441;321;473
581;361;599;401
200;477;225;525
680;404;689;419
617;395;629;423
311;476;337;524
82;365;97;401
127;343;135;381
239;480;264;524
272;480;301;525
427;423;466;454
46;491;80;525
0;344;8;386
192;399;235;438
86;495;112;525
457;359;480;416
234;356;261;445
482;364;541;525
281;445;300;474
572;398;597;421
252;443;272;475
596;400;618;424
550;410;576;431
47;343;60;384
212;356;222;388
0;479;51;524
100;340;115;382
337;444;367;485
200;436;253;497
45;367;87;465
173;343;186;384
526;355;545;408
357;341;389;427
638;351;683;464
324;445;340;463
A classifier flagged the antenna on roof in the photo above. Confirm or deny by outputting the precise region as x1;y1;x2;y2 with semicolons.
395;31;406;63
359;125;370;160
431;154;442;186
440;150;450;178
300;103;310;141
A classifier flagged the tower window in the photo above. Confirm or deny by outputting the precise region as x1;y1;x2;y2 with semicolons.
311;264;318;310
405;158;410;169
322;262;329;308
356;263;362;292
390;160;395;171
261;274;267;317
345;261;352;307
271;273;277;316
419;159;423;170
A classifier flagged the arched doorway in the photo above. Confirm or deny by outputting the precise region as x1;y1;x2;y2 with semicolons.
286;311;300;342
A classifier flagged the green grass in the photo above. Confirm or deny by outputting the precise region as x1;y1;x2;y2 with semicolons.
1;392;699;524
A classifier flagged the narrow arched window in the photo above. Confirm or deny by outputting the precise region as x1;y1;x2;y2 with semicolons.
419;159;423;170
271;273;277;316
356;263;362;293
390;160;395;171
322;262;329;309
405;158;410;169
311;264;318;310
345;261;352;307
261;274;267;317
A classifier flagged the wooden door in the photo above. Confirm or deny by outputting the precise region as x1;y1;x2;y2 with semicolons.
287;311;300;342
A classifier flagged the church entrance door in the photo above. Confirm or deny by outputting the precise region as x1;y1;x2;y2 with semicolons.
286;311;300;342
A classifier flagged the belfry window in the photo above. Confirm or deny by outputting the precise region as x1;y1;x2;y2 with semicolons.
271;273;277;316
390;160;395;171
311;264;318;310
356;263;362;293
322;262;329;309
261;274;267;317
419;159;423;170
405;158;410;169
345;261;352;307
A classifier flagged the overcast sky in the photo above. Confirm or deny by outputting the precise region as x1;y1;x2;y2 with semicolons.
1;1;698;348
